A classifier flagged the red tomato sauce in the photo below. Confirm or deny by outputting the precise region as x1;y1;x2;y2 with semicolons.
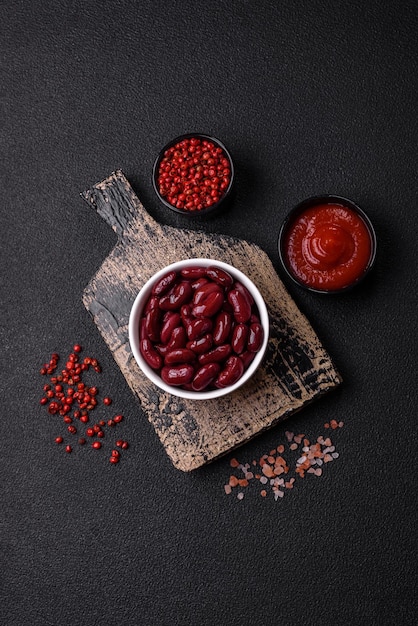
283;203;373;291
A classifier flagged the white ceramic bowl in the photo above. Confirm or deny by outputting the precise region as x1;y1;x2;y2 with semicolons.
128;258;269;400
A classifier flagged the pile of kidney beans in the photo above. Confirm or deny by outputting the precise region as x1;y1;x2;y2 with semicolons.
139;265;265;392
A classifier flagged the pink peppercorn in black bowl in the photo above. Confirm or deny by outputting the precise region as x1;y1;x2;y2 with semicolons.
152;133;235;217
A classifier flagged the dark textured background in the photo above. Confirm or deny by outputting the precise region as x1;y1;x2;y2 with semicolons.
1;1;417;624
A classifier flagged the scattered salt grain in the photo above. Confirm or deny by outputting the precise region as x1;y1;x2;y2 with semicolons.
223;420;344;501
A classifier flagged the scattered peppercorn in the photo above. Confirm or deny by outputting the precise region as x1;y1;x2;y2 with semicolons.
39;345;129;465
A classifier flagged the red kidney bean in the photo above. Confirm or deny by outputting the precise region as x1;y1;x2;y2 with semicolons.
192;291;224;318
186;318;212;340
139;317;148;340
234;280;254;305
140;338;163;370
198;344;232;365
231;323;249;354
240;350;256;369
192;363;221;391
159;281;193;310
250;313;260;324
227;288;252;323
193;281;223;305
165;348;196;365
180;304;193;324
191;277;209;291
167;326;187;349
152;270;178;296
247;322;264;352
186;333;213;354
180;266;207;279
215;355;244;388
157;326;187;355
160;312;181;344
144;295;159;313
205;266;234;289
213;311;232;345
155;343;169;356
180;282;197;307
161;364;194;386
145;307;161;342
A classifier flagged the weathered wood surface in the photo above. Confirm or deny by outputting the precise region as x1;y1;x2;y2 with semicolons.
82;170;341;471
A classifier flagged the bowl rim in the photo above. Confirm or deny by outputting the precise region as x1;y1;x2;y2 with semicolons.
277;194;377;294
128;258;269;400
152;133;235;217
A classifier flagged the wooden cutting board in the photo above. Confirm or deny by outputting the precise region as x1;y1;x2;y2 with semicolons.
82;170;341;471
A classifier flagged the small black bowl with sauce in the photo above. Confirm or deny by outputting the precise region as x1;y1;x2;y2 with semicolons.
278;195;377;294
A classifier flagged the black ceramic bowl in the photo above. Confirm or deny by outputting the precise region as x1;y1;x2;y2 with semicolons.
152;133;234;217
278;195;377;294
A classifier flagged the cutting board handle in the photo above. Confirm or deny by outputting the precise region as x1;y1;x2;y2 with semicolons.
81;169;151;238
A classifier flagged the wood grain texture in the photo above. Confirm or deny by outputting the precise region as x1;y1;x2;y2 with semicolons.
82;170;341;471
